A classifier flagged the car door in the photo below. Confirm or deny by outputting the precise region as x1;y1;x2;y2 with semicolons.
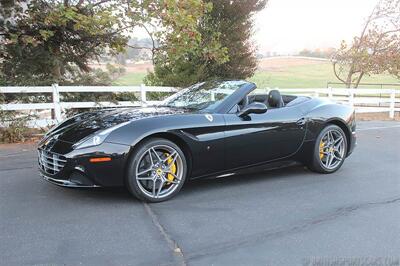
177;113;227;178
223;105;306;170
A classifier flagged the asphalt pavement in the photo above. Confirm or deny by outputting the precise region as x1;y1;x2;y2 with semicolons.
0;121;399;266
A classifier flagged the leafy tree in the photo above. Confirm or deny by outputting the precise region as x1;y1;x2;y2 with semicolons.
0;0;127;86
332;0;400;88
130;0;228;87
1;0;228;88
204;0;267;80
144;0;267;87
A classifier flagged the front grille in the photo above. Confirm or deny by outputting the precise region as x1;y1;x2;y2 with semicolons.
38;149;67;175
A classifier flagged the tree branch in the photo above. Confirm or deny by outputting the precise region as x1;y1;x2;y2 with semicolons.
76;0;84;7
135;22;158;63
127;44;155;50
332;62;347;85
91;0;113;8
381;28;400;35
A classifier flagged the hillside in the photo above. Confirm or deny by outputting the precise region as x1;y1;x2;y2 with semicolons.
113;57;399;88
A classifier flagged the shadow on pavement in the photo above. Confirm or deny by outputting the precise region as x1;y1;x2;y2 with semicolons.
44;165;312;203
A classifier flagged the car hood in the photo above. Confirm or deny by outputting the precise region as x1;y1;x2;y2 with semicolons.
42;106;191;144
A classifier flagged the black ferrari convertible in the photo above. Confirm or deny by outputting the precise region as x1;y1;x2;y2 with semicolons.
38;80;356;202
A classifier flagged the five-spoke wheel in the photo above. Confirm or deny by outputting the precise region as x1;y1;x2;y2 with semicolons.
309;125;348;173
126;138;187;202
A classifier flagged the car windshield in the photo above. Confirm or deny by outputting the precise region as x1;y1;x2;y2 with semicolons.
162;80;248;111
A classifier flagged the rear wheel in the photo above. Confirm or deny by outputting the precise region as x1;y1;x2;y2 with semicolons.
126;138;187;202
309;125;347;173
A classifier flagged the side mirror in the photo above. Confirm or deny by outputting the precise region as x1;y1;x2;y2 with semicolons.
238;102;268;117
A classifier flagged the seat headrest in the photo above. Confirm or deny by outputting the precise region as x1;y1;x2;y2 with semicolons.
268;90;284;108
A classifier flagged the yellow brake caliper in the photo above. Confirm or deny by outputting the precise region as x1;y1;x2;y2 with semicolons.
319;141;325;159
164;153;177;183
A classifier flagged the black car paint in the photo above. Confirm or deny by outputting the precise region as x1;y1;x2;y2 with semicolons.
38;82;356;187
223;106;307;169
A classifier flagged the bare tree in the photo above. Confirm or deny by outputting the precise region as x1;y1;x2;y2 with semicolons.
332;0;400;88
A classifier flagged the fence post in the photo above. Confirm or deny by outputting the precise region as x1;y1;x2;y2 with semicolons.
140;84;147;106
314;90;319;98
389;89;395;119
328;87;333;100
52;83;62;122
349;89;354;107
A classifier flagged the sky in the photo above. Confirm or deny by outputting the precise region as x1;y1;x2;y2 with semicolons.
253;0;379;54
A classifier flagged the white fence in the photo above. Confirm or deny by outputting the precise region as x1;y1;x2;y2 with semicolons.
0;85;399;127
0;84;177;127
278;88;399;118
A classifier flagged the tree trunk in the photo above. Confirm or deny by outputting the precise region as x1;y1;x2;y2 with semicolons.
354;72;364;88
51;58;62;119
52;59;62;82
345;66;354;88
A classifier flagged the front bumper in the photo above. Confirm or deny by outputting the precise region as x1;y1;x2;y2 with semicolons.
40;172;100;188
38;140;131;187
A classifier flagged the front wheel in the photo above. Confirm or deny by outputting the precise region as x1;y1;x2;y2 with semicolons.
126;138;187;202
308;125;347;174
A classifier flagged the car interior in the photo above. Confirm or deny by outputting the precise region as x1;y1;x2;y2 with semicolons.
236;89;310;112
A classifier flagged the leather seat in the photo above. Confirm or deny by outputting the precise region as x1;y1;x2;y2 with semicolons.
267;90;284;108
238;95;249;110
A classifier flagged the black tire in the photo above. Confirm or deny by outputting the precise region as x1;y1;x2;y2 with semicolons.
126;138;187;202
308;124;348;174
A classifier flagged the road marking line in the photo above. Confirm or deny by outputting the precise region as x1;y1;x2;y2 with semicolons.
358;125;400;131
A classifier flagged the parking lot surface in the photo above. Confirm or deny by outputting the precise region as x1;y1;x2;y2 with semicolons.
1;121;399;265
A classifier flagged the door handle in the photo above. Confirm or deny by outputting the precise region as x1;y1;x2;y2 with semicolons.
296;118;307;126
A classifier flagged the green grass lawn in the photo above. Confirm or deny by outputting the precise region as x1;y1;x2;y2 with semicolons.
250;63;399;89
112;72;147;86
114;62;399;88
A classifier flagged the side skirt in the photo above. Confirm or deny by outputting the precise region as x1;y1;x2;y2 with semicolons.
191;159;302;180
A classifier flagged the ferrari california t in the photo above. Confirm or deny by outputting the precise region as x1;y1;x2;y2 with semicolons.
38;80;356;202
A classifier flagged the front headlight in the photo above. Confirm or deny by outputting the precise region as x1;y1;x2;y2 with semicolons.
73;122;129;149
73;132;109;149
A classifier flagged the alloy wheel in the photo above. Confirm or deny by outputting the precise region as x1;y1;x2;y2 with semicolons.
135;144;184;199
319;129;346;170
